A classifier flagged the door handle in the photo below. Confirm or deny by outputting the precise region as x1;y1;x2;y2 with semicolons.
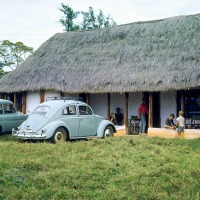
5;117;8;119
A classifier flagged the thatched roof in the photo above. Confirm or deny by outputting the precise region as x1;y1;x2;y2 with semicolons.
1;13;200;93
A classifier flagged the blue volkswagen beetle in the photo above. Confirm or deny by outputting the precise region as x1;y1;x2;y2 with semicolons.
12;97;116;143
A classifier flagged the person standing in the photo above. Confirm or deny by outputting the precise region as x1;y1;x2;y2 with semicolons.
138;97;148;134
176;111;185;139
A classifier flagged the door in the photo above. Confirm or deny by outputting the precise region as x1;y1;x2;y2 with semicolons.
61;105;79;137
3;103;23;132
78;105;96;137
152;92;161;128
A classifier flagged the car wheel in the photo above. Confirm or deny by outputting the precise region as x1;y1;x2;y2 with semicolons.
103;125;114;138
51;127;67;143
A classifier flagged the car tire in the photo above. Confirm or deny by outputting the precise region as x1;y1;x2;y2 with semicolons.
103;125;114;138
51;127;67;143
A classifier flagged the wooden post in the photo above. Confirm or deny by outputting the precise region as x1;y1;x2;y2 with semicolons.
86;93;90;105
181;92;184;112
107;93;110;120
148;93;153;128
124;92;129;134
14;93;17;110
40;90;45;103
60;91;64;97
22;92;26;114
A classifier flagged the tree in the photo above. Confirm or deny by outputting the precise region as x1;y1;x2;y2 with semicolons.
0;40;33;73
81;7;116;30
59;4;117;31
59;3;80;31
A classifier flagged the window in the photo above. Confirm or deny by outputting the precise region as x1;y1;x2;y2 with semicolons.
3;104;16;114
32;106;50;114
0;104;3;114
79;106;93;115
185;96;200;118
177;90;200;118
63;105;76;115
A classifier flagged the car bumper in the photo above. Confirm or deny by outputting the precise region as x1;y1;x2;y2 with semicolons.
12;129;46;139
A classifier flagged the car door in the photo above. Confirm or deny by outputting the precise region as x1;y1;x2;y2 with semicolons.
78;105;96;137
61;104;79;137
3;103;23;131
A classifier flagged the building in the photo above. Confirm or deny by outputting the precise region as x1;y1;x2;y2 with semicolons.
0;13;200;132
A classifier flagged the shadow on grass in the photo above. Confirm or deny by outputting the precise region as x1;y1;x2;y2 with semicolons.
0;133;90;144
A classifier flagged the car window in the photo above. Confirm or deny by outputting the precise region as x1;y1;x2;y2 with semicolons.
63;105;76;115
32;106;50;114
3;104;16;114
79;105;93;115
0;104;3;114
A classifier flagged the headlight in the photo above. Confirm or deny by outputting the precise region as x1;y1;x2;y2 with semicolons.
14;127;19;131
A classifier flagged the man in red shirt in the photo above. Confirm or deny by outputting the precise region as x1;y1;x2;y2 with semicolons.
138;97;148;134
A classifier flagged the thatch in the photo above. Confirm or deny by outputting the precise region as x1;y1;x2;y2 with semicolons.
0;13;200;93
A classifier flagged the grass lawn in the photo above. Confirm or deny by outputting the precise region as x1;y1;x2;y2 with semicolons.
0;134;200;200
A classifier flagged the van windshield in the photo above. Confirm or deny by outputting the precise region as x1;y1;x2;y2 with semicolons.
32;106;50;114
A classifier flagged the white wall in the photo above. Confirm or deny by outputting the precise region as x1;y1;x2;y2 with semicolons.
26;90;61;114
90;93;143;120
45;90;60;100
110;93;125;114
128;93;143;118
90;94;107;117
160;91;177;127
26;91;40;114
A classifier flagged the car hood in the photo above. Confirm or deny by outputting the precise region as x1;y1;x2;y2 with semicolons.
21;114;48;132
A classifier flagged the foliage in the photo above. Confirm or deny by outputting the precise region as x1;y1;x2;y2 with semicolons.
59;3;80;31
59;4;117;31
0;40;33;73
0;135;200;199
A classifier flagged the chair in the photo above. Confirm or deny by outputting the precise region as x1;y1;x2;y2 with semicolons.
128;115;140;134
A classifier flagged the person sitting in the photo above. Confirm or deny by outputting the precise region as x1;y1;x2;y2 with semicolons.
110;112;116;124
165;113;176;129
115;107;123;126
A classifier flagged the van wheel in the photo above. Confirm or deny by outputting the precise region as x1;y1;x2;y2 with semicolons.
103;125;114;138
51;128;67;143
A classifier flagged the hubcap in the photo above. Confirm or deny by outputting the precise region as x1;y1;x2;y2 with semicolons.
105;128;111;137
56;131;63;142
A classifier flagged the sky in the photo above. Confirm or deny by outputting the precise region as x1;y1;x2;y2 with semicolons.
1;0;200;50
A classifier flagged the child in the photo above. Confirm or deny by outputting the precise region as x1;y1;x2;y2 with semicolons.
176;111;185;139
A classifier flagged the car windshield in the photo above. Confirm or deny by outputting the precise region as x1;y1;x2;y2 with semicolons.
32;106;50;114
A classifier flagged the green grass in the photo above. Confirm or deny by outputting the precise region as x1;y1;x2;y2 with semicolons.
0;135;200;200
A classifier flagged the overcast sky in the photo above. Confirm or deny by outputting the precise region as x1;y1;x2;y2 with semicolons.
1;0;200;50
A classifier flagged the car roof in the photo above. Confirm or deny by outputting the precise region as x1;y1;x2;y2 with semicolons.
0;99;13;104
34;100;88;118
39;100;87;109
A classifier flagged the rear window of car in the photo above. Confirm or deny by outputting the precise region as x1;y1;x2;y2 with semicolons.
3;104;16;114
32;106;50;114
